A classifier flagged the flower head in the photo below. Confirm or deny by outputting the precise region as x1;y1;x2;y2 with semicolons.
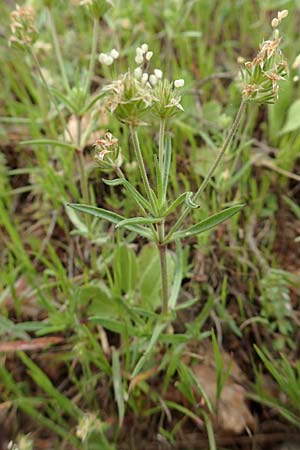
241;11;288;104
103;71;153;125
9;5;37;48
101;45;184;123
94;131;122;170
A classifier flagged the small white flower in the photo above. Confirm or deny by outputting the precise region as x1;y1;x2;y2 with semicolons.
99;53;108;64
105;55;114;65
145;51;153;61
154;69;163;79
134;67;142;79
293;75;299;82
141;72;149;84
149;74;158;86
174;79;185;88
110;48;119;59
271;17;279;28
278;9;288;20
141;43;148;53
135;47;143;56
135;54;144;65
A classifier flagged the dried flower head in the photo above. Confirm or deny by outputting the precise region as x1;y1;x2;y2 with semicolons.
240;11;288;104
103;71;153;125
9;5;37;48
94;131;122;170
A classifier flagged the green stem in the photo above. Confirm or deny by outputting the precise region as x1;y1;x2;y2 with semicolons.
76;115;89;207
158;223;168;315
130;125;158;215
158;118;166;204
158;118;166;174
165;99;246;242
86;18;99;93
47;7;70;93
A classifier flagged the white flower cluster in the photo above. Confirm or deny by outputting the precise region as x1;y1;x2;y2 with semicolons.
133;44;185;89
99;48;119;66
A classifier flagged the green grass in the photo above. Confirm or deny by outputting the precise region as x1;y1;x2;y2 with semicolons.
1;1;300;449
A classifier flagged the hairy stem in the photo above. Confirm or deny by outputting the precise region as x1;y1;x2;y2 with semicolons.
165;99;246;242
158;118;166;204
158;223;168;315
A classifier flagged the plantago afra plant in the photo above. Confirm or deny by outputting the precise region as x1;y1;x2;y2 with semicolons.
69;12;289;316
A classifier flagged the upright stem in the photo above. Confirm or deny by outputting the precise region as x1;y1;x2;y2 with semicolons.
76;115;89;207
157;118;168;313
130;125;158;214
165;99;246;242
158;118;166;175
158;224;168;315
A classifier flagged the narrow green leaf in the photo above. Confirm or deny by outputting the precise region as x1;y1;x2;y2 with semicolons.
20;139;76;150
132;321;167;378
90;317;127;334
172;204;245;240
82;91;106;113
112;348;125;427
169;241;183;310
164;192;188;216
18;352;80;419
50;87;77;113
67;203;152;239
116;216;162;229
103;178;151;211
